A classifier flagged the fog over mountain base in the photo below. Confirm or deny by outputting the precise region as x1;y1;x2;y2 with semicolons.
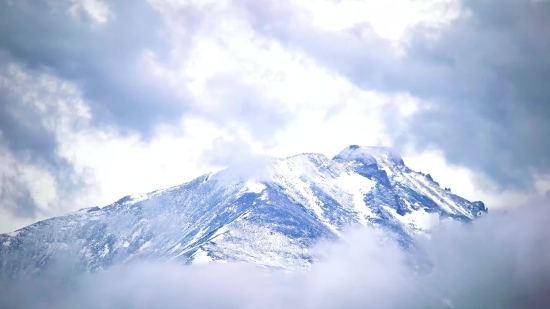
1;201;549;309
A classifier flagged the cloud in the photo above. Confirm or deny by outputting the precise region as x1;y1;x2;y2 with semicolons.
418;198;550;308
0;63;98;222
201;135;274;185
2;0;546;229
241;0;550;191
394;0;550;190
0;61;217;231
196;73;294;141
0;0;183;136
202;135;266;167
0;0;182;225
2;200;550;308
0;0;227;225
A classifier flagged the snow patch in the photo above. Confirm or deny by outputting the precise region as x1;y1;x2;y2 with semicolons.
331;173;376;223
245;181;266;193
138;241;152;251
210;224;229;240
7;231;20;237
192;249;213;265
100;244;110;258
406;172;472;218
125;193;151;205
171;243;181;252
334;145;377;165
384;206;440;232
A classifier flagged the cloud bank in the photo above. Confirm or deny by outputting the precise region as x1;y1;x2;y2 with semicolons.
2;200;550;309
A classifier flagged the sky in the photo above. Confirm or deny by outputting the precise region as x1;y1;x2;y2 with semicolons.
0;0;549;233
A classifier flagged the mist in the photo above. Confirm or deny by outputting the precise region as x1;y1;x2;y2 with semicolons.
1;200;550;309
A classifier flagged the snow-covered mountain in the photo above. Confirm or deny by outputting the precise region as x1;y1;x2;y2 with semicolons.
0;146;486;279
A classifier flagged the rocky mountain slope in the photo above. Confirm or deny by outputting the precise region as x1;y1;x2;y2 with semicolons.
0;146;486;279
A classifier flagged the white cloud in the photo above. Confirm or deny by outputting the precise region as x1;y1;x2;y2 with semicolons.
59;117;225;207
0;63;222;232
293;0;461;40
144;0;398;157
287;0;465;55
68;0;111;24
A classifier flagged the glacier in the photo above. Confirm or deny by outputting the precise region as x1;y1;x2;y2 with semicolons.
0;145;487;280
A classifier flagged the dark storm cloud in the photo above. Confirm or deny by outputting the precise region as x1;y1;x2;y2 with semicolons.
0;0;297;222
0;82;58;159
0;0;182;219
243;0;550;190
396;0;550;190
0;0;183;138
0;170;36;218
0;61;96;220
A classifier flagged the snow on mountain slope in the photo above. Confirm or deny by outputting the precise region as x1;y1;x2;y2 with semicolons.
0;145;487;279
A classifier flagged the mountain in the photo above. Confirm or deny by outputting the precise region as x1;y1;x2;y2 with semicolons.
0;146;487;280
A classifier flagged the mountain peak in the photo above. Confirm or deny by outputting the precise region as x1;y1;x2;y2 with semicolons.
0;144;485;279
333;145;404;166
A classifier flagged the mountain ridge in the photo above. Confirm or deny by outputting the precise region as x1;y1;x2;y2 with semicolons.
0;145;487;279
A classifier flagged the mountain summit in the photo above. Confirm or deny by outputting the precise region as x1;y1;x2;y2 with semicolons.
0;145;486;279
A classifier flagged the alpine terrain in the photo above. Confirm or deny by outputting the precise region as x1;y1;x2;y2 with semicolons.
0;146;487;279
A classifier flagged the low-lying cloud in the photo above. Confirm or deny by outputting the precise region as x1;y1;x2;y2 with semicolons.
2;200;550;309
